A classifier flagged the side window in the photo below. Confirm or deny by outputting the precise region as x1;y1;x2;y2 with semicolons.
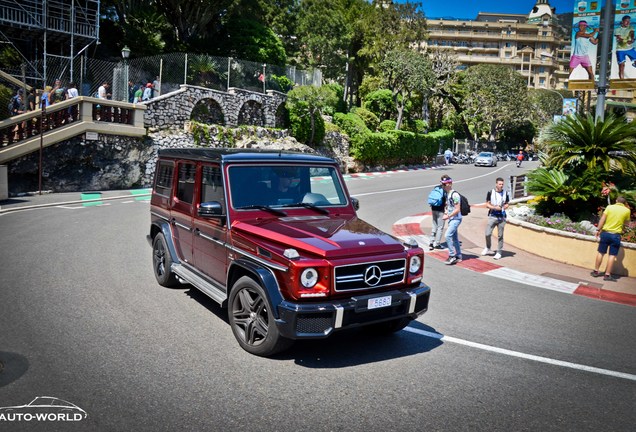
154;161;174;197
176;162;196;204
201;165;225;206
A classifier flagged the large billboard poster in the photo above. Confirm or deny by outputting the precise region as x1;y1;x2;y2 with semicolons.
610;0;636;80
569;1;602;81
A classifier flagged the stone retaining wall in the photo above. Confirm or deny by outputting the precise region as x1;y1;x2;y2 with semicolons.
506;217;636;276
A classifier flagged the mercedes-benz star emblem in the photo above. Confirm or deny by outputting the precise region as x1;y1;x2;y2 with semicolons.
364;265;382;286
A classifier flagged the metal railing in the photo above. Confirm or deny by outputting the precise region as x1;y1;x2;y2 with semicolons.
3;53;321;105
0;97;146;163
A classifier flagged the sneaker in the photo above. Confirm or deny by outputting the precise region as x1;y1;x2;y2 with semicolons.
603;274;617;282
429;243;434;251
493;252;502;260
444;256;458;265
434;244;445;250
590;270;601;278
481;248;492;256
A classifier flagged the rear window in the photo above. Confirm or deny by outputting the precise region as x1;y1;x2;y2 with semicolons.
154;161;174;197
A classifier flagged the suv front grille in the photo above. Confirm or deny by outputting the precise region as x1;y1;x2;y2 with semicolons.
334;259;405;292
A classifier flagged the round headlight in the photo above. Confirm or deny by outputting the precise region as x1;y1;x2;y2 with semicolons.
301;268;319;288
409;255;422;274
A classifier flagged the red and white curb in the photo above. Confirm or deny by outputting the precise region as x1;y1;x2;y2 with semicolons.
393;214;636;307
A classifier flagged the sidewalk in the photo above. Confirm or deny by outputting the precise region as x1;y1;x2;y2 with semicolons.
393;205;636;308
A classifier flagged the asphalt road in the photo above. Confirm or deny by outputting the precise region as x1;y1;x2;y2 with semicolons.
0;162;634;431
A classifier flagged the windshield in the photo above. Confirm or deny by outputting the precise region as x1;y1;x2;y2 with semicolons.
228;164;348;209
478;152;492;157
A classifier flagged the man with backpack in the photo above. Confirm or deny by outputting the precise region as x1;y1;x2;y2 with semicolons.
482;177;510;260
428;175;449;250
441;176;463;265
8;89;25;116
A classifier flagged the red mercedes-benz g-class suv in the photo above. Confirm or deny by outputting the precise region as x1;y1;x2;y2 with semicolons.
150;148;430;356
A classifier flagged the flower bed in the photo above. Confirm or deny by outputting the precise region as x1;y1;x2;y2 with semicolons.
505;216;636;277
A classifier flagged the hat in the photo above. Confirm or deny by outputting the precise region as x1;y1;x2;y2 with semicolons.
441;177;453;184
146;83;152;88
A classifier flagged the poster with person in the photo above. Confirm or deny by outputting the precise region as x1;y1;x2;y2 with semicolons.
610;0;636;80
562;98;578;116
568;1;602;81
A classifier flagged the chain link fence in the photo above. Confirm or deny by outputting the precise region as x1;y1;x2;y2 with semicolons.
4;53;322;103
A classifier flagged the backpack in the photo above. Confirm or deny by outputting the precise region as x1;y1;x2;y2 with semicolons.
7;95;18;115
459;193;471;216
453;191;471;216
427;186;444;207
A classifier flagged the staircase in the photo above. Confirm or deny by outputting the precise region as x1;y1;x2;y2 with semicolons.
0;97;146;164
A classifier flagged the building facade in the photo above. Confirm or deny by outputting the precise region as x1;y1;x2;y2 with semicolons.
422;0;569;90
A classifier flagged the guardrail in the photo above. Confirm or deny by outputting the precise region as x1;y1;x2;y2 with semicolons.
0;97;146;164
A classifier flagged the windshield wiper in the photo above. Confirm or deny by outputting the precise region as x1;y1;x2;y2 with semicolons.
236;205;288;216
280;202;329;215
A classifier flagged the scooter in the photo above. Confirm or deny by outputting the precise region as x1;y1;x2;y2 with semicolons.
516;158;522;168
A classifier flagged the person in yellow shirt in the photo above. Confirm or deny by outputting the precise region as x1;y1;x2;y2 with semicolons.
590;196;631;281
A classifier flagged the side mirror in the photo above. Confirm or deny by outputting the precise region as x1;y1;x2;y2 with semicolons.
350;197;359;211
198;201;225;219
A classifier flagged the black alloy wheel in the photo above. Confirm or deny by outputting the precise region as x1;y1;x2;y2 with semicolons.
152;233;179;287
228;276;292;356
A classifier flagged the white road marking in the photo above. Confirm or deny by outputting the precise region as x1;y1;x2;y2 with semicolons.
484;267;579;294
352;165;513;197
405;327;636;382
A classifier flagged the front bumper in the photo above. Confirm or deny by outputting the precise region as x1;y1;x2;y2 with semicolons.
275;283;431;339
474;160;493;166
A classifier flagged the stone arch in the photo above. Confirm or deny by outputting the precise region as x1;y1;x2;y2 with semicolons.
190;97;226;125
274;102;289;129
237;100;265;126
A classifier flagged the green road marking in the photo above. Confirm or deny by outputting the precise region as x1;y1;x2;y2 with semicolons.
130;188;151;201
80;192;102;207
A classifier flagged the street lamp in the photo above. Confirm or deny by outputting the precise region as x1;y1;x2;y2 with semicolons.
121;46;131;102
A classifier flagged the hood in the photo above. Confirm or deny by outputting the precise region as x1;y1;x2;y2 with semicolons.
232;215;405;259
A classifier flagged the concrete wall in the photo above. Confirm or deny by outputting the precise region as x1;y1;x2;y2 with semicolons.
506;218;636;277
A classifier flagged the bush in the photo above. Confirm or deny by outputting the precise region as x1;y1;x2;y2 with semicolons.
350;128;453;166
333;112;371;148
290;111;325;146
363;89;396;121
322;83;347;115
269;74;294;92
351;107;379;131
403;119;428;134
378;119;397;132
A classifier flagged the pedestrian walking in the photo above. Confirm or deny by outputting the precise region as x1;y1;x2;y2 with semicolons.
590;196;631;281
482;177;510;260
444;148;453;165
142;82;152;101
427;175;449;250
441;177;462;265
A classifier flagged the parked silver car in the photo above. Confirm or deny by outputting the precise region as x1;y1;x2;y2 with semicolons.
474;152;497;167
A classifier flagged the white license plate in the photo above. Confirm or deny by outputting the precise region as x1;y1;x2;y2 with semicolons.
368;295;392;310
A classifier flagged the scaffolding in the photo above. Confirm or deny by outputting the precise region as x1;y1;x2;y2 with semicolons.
0;0;100;88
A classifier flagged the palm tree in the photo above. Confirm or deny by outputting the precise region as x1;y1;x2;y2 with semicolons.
542;114;636;174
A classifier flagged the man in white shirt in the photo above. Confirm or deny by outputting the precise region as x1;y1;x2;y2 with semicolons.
97;81;110;99
482;177;510;260
142;83;152;101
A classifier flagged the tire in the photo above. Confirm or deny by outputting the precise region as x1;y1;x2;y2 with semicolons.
368;317;412;334
152;233;179;287
228;276;293;356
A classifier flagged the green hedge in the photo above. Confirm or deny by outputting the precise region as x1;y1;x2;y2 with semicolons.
351;129;453;165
